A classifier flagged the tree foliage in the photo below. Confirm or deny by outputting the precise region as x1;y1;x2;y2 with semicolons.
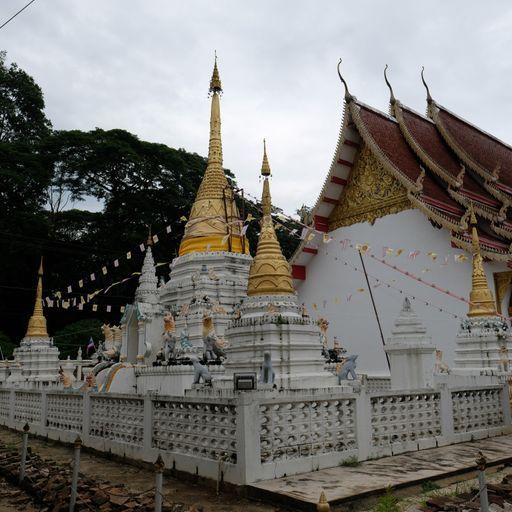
52;318;102;359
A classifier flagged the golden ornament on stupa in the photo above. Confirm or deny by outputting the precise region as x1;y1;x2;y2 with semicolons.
247;140;295;297
467;205;497;317
25;257;49;338
178;56;248;256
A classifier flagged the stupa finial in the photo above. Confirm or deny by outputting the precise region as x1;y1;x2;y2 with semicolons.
178;54;248;256
261;138;271;177
467;204;497;317
247;142;295;297
146;225;153;246
209;50;222;94
25;257;49;338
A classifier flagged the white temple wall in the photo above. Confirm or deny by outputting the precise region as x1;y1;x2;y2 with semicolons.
0;377;510;485
296;209;509;374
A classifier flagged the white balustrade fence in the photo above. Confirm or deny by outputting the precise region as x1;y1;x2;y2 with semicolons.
0;382;510;485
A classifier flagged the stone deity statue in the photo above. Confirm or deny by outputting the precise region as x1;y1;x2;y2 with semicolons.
337;355;358;382
435;349;450;374
259;352;275;385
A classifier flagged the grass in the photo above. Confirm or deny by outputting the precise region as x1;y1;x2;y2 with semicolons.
373;486;400;512
339;455;360;467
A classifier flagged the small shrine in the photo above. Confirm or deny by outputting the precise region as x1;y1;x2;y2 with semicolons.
454;207;512;371
11;259;60;384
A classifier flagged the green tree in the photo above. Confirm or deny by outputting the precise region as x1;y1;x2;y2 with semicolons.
52;319;102;359
0;331;15;359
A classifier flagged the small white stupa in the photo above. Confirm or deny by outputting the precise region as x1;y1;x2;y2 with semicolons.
384;297;435;390
12;258;60;383
454;207;512;371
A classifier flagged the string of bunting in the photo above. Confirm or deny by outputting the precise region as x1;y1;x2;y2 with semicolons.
304;254;465;320
242;189;503;320
44;223;175;305
46;262;171;312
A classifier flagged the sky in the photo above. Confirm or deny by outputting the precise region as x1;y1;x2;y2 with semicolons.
3;0;512;215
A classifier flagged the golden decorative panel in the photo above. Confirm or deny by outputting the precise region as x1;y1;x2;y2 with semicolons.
328;145;411;231
493;271;512;315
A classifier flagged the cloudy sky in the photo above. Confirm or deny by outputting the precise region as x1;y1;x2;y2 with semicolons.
3;0;512;215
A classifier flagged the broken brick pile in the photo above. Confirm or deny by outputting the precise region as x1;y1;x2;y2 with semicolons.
420;474;512;512
0;441;197;512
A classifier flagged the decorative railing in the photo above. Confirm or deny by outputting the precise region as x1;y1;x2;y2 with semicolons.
13;391;41;425
452;388;504;433
47;393;83;433
259;398;357;464
89;395;144;446
152;399;237;462
0;390;10;421
371;392;441;447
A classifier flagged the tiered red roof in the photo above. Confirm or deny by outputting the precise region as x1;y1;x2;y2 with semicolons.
291;81;512;273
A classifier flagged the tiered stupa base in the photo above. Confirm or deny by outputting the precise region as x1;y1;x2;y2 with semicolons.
13;336;60;382
454;316;511;371
160;251;252;346
222;294;339;389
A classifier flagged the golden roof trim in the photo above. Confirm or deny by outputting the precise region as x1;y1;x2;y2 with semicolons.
430;103;512;207
394;102;462;189
350;101;423;195
407;191;464;233
451;233;512;262
447;187;501;223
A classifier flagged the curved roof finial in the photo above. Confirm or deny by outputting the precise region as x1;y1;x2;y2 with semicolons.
384;64;396;105
421;66;433;104
337;58;352;102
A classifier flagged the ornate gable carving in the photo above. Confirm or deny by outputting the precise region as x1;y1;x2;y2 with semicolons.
328;145;411;230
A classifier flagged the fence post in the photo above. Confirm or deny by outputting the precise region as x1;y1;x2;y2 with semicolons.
476;451;489;512
19;422;29;483
8;389;15;428
69;435;82;512
154;454;164;512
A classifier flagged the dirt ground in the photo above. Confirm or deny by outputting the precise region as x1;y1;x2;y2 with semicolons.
0;427;284;512
2;425;510;512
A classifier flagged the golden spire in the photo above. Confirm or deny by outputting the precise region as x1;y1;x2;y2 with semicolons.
247;141;295;297
467;205;497;317
179;55;248;256
146;225;153;246
25;257;49;337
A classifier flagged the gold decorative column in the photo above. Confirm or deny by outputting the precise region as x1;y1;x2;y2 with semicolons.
179;57;248;256
247;141;295;296
467;207;497;317
25;257;49;338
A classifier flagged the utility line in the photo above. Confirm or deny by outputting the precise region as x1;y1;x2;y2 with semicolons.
0;0;37;31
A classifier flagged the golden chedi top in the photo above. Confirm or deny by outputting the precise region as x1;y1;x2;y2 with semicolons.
247;141;295;296
179;56;248;256
25;257;49;337
467;205;497;317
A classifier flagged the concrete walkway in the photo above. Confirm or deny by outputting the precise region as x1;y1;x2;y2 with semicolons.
249;434;512;510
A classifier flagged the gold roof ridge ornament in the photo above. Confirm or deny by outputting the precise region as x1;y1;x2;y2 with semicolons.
25;257;49;338
179;54;248;256
337;59;353;103
247;140;295;297
467;204;497;317
384;64;396;107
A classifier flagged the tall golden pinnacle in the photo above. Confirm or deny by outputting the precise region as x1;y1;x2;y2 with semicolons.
467;205;497;317
247;141;295;297
25;257;49;338
179;55;248;256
